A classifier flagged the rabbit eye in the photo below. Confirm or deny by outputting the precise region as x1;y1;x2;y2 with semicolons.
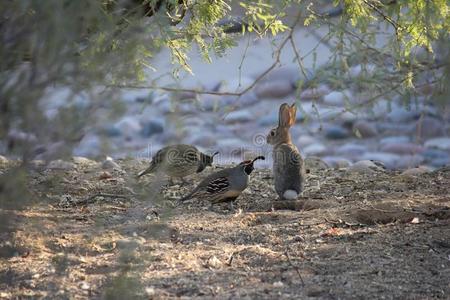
270;130;275;136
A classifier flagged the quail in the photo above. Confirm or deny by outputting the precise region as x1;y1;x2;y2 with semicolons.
137;144;218;184
178;156;265;205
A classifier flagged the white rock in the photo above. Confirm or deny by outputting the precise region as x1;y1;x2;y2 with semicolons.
225;110;254;123
361;152;400;169
114;117;142;137
47;160;76;170
401;166;431;176
102;157;121;170
348;160;384;174
424;137;450;151
305;156;329;170
72;156;97;165
303;143;327;156
297;135;316;147
323;90;352;106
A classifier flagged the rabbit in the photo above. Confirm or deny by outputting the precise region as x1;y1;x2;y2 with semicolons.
266;102;305;200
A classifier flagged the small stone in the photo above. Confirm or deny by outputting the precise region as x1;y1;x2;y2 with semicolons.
323;90;351;106
381;143;424;155
273;281;284;288
425;137;450;151
379;136;410;145
416;117;445;138
145;287;156;296
297;135;316;147
47;160;76;170
323;156;352;169
255;80;294;99
303;143;327;156
353;120;378;138
80;282;90;290
0;155;8;164
206;256;222;269
102;157;121;170
324;126;350;140
305;156;329;170
140;120;164;138
360;152;400;169
348;160;385;174
72;156;97;165
114;117;142;138
401;166;431;176
225;110;254;123
335;144;367;156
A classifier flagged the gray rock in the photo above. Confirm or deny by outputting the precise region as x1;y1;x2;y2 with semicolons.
102;157;121;170
401;166;431;176
47;160;76;170
258;111;279;126
429;157;450;168
348;160;385;174
255;80;294;99
386;106;419;123
379;136;410;145
323;90;351;106
335;144;367;156
297;135;316;147
190;134;217;148
324;126;350;139
304;156;329;170
422;148;449;161
0;155;8;164
72;156;97;165
303;143;327;156
300;85;331;100
225;110;254;123
360;152;400;169
73;134;103;157
425;137;450;150
140;120;164;137
380;143;424;155
353;120;378;138
395;155;424;170
114;117;142;138
322;156;352;169
415;117;445;138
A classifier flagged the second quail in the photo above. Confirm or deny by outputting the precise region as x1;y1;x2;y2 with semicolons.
137;144;218;184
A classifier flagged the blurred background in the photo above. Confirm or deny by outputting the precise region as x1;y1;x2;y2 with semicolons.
0;0;449;171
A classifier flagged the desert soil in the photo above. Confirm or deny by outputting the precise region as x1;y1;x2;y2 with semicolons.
1;159;449;299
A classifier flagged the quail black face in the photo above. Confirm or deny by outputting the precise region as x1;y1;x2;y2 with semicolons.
197;151;219;173
244;164;254;175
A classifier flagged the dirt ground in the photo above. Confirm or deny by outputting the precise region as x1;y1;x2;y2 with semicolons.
1;158;449;299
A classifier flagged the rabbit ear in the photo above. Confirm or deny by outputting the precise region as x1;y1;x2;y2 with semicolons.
278;103;291;127
288;103;297;127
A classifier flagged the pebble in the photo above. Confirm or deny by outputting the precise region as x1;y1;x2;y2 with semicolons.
360;152;400;169
379;136;410;145
225;110;254;123
401;166;431;176
304;156;329;170
72;157;97;165
415;117;445;138
324;126;350;139
0;155;8;164
348;160;385;174
255;80;294;99
47;160;76;170
395;155;424;170
335;144;367;156
300;85;331;100
323;90;351;106
297;135;316;147
353;120;378;138
322;156;352;168
424;137;450;151
380;143;424;155
140;120;164;137
303;143;327;156
114;117;142;137
102;157;121;170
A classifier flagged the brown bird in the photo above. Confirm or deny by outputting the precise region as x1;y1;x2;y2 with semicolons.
137;144;218;184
